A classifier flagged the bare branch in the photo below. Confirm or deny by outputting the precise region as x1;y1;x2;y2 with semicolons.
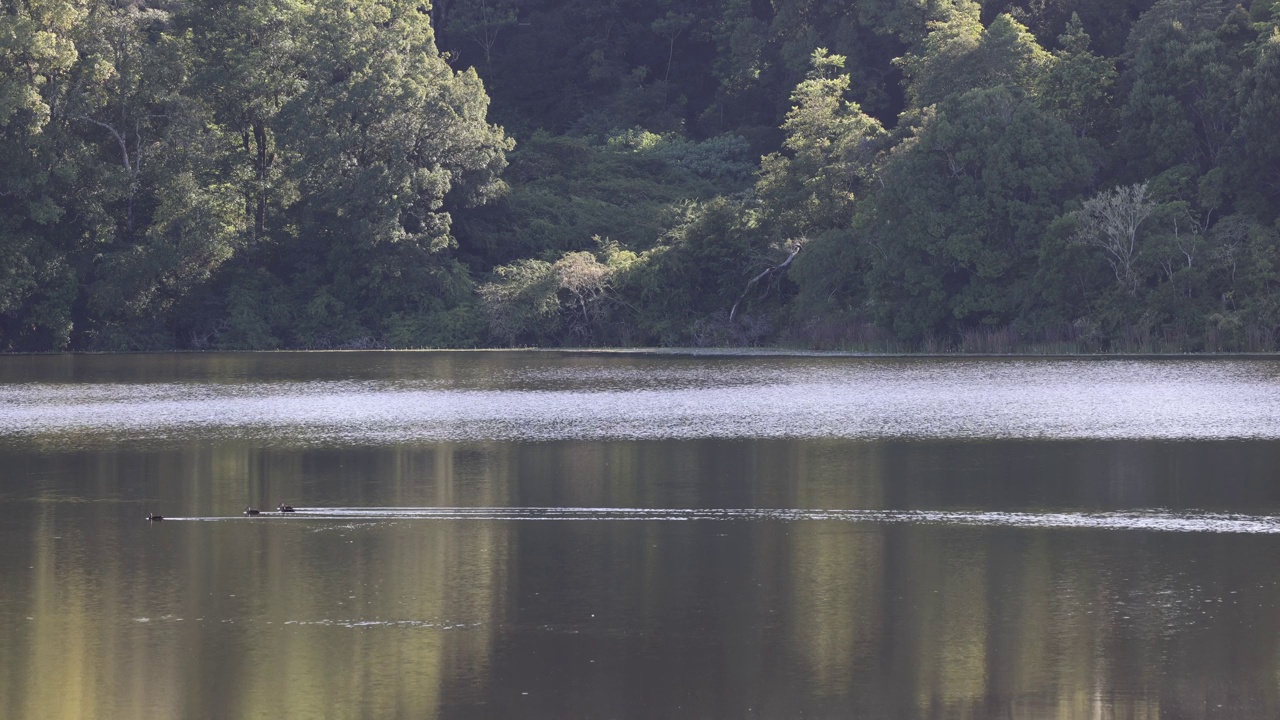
730;243;803;321
81;116;131;171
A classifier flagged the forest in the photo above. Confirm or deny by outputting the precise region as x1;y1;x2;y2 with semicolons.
2;0;1279;352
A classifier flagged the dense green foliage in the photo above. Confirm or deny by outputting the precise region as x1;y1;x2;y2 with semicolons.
4;0;1280;351
1;0;509;350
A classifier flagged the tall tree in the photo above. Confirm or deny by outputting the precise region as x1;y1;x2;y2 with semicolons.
216;0;513;348
1117;0;1239;180
1232;27;1280;222
69;1;247;347
1040;13;1117;140
865;86;1093;342
184;0;305;243
756;49;888;237
0;0;84;349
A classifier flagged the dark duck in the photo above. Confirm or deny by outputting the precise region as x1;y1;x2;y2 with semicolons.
244;506;261;516
277;503;295;513
146;512;164;521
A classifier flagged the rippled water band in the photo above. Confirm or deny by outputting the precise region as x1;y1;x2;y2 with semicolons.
168;507;1280;534
9;358;1280;443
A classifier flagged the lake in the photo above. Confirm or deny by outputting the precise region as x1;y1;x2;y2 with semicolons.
3;351;1280;718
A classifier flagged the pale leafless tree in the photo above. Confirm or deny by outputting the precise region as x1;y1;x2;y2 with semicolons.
554;251;612;327
1074;183;1156;295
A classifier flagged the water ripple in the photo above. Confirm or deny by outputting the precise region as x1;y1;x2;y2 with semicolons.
3;358;1280;443
170;506;1280;534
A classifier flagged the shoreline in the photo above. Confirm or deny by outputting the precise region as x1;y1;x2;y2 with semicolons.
2;346;1279;360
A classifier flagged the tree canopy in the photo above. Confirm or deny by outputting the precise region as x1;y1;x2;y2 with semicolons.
4;0;1280;352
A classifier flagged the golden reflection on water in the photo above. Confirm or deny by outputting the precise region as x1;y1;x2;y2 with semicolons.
6;352;1280;718
785;441;883;697
5;441;514;719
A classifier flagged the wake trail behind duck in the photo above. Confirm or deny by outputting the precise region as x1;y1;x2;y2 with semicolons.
163;507;1280;533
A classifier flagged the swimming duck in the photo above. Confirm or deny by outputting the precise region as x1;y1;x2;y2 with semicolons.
244;506;261;516
277;503;295;513
146;512;164;521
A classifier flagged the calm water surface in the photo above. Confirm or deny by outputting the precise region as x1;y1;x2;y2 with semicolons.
3;351;1280;718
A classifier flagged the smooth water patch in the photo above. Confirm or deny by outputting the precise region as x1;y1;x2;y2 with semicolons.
160;506;1280;533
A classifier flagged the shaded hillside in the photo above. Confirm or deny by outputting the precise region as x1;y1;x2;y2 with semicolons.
3;0;1279;351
